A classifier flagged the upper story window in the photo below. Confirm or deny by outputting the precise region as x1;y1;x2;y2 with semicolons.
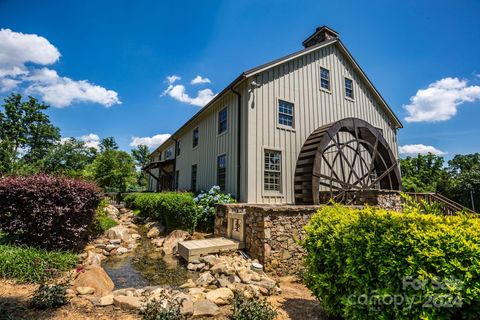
264;150;281;192
217;154;227;192
192;128;199;148
164;147;173;159
345;78;354;99
320;67;330;90
218;107;228;134
278;100;294;127
176;140;181;156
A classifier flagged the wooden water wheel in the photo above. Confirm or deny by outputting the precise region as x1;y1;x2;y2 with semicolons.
294;118;401;205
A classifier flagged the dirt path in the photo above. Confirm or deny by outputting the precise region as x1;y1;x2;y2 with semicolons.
1;276;327;320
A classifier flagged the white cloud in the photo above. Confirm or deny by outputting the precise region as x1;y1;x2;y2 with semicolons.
0;29;120;108
0;78;20;92
399;144;447;156
79;133;101;150
130;133;171;149
190;75;211;85
25;68;120;108
167;75;181;85
404;77;480;122
0;28;60;77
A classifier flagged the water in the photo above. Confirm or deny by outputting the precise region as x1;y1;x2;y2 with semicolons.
102;225;193;289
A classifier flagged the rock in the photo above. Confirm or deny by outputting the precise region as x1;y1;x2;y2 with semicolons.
117;247;128;254
73;266;114;295
105;205;119;217
106;225;131;242
147;226;161;238
180;279;197;289
210;263;227;275
237;269;261;283
205;288;234;305
113;295;142;310
66;288;77;299
200;255;218;266
76;286;95;295
85;245;96;251
152;238;165;247
256;278;277;291
162;230;189;254
109;239;121;245
188;262;205;271
105;244;117;251
180;296;194;316
84;251;104;266
112;288;136;296
98;294;114;306
94;243;106;249
228;275;241;284
216;278;230;288
193;300;219;317
131;234;141;240
195;272;215;287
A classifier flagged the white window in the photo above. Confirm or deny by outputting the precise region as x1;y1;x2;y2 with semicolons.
264;150;281;192
278;100;294;127
345;78;354;99
320;67;330;90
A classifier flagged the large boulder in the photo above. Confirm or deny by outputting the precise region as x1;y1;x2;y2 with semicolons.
205;288;234;305
106;225;131;242
113;295;142;310
163;230;189;254
72;266;114;295
193;300;219;318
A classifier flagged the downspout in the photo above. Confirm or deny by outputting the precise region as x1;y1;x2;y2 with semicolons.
231;87;241;201
172;137;178;191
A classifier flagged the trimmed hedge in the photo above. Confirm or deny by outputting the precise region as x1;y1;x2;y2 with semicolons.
0;174;101;251
303;205;480;320
124;192;198;232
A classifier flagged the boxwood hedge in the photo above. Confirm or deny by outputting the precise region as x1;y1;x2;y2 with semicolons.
303;205;480;320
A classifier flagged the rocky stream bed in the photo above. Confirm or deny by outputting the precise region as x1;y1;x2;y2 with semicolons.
69;204;282;318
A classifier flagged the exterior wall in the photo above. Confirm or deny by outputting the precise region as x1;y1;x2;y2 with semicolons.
148;82;250;201
216;191;403;276
245;44;399;204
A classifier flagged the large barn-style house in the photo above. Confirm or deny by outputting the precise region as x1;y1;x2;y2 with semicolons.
144;26;402;205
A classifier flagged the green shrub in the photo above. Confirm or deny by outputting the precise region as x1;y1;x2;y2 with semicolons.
194;185;236;231
232;292;277;320
127;192;198;232
0;235;77;283
30;280;70;309
91;199;118;235
140;295;182;320
303;205;480;319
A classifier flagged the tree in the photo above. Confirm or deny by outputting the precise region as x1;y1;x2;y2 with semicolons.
446;153;480;210
84;149;136;192
400;153;448;193
0;94;60;174
100;137;118;152
131;144;150;187
42;138;97;177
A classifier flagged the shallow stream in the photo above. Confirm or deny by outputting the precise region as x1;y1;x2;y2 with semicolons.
102;225;194;289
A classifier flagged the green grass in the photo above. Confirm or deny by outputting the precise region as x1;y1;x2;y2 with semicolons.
96;215;118;232
0;234;77;283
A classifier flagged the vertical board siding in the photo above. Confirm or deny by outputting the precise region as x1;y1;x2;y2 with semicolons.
246;44;399;204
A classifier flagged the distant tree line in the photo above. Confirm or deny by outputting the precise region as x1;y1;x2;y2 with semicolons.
401;153;480;211
0;93;150;192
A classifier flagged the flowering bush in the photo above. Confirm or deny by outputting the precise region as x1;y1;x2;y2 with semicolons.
194;186;236;231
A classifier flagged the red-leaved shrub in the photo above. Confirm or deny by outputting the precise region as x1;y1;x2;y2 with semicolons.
0;174;101;251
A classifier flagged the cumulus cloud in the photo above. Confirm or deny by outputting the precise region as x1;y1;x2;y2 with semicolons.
404;77;480;122
0;28;120;107
399;144;447;156
25;68;120;108
162;75;216;107
190;75;211;85
130;133;171;149
79;133;101;150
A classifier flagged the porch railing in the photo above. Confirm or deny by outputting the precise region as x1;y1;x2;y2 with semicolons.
405;192;476;216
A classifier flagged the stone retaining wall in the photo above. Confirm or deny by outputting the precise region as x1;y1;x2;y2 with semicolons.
215;191;403;276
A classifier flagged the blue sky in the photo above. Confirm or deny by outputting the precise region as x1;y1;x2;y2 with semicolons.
1;0;479;159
